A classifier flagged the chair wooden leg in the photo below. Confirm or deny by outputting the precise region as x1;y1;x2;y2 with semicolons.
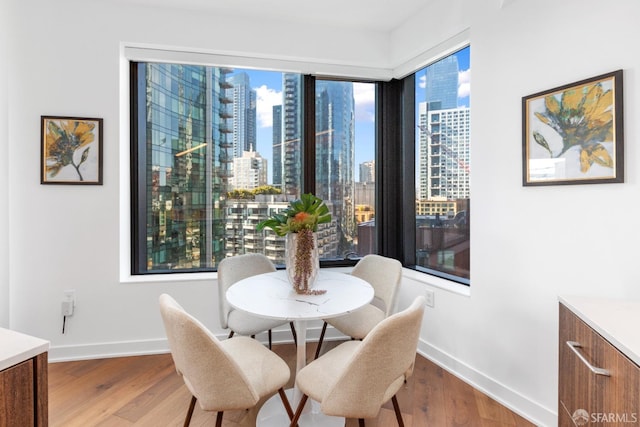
359;419;366;427
391;395;404;427
289;394;309;427
314;321;328;359
215;411;224;427
277;387;294;420
228;330;234;339
289;322;297;346
183;395;197;427
268;329;273;349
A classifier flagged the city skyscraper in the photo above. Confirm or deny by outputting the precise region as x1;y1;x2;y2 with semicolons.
272;104;282;187
228;72;257;157
425;53;459;110
141;63;228;270
281;74;302;195
359;160;375;183
418;102;470;200
419;53;470;202
315;80;356;255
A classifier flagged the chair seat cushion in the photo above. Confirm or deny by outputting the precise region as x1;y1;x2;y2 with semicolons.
326;304;385;339
220;336;290;399
227;310;289;336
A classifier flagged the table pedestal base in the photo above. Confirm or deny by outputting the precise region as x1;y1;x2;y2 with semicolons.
257;388;344;427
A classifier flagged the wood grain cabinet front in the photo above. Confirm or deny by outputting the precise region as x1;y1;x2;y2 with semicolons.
0;352;47;427
559;303;640;426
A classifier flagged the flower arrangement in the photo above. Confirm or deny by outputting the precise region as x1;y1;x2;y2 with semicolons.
256;194;331;295
255;193;331;236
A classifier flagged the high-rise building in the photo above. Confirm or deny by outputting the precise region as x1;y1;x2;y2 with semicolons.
315;81;356;256
272;104;282;187
359;160;375;183
281;74;302;195
230;149;268;190
425;54;459;110
228;72;257;157
418;102;470;200
142;63;229;270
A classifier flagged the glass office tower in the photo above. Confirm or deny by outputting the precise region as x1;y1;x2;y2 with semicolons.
142;63;228;271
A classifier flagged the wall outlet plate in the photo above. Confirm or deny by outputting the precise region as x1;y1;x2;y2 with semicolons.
425;289;435;308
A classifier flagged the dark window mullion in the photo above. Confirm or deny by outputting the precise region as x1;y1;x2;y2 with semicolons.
401;75;417;266
377;79;406;262
130;62;148;274
302;75;316;193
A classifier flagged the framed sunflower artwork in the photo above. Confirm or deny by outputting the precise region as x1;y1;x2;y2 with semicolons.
41;116;103;185
522;70;623;186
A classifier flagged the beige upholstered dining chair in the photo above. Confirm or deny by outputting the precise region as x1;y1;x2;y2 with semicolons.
218;253;296;349
314;254;402;359
159;294;294;427
290;295;426;427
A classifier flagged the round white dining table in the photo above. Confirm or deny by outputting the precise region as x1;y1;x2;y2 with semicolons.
226;269;374;427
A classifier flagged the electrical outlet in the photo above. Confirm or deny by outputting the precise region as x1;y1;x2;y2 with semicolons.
425;289;435;308
63;289;76;315
61;300;74;316
64;289;76;303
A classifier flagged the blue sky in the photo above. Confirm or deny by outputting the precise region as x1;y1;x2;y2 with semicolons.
236;46;470;183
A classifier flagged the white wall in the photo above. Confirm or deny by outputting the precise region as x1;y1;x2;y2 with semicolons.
393;0;640;425
4;0;640;425
0;0;10;328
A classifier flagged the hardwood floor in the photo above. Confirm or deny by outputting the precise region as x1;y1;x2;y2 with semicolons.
48;342;535;427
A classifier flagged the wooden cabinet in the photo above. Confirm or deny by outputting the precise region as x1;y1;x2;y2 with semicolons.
0;352;48;427
559;303;640;426
0;328;49;427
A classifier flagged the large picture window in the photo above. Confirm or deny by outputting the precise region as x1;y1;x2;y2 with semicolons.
414;46;470;283
130;63;377;274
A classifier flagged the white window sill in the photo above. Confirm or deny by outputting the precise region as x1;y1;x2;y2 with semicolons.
401;268;471;297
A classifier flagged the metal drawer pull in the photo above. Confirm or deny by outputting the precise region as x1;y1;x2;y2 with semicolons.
566;341;610;376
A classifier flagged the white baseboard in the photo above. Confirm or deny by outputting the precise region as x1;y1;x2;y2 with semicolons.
49;338;170;362
417;340;556;427
48;324;341;362
48;327;556;427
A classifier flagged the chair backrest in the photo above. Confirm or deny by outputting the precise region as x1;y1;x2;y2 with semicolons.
217;253;276;329
321;295;426;418
159;294;260;410
351;254;402;316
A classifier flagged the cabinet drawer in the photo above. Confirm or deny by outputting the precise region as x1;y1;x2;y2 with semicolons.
559;303;640;426
0;359;35;426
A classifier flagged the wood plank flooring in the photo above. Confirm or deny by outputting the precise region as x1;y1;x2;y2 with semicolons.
48;342;535;427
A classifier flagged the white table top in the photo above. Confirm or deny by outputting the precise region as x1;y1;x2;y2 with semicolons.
226;270;374;321
559;295;640;366
0;327;49;371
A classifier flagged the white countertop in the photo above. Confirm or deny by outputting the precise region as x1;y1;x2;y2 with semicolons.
0;327;50;371
559;295;640;366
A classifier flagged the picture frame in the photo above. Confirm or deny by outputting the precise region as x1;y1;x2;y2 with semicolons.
41;116;103;185
522;70;623;186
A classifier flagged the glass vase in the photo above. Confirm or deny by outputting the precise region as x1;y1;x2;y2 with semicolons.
285;230;320;294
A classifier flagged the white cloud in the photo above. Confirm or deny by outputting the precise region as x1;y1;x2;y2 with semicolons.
458;69;470;99
254;84;282;128
354;82;375;122
418;74;426;89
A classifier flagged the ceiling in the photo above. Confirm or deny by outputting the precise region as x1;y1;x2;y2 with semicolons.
118;0;433;32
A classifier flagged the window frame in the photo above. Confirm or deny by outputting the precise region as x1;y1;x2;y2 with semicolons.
127;48;470;286
129;65;380;274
